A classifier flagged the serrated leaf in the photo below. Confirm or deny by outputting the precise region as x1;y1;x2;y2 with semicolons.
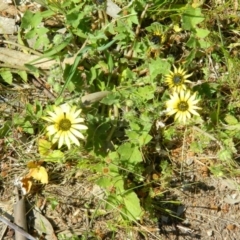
117;143;142;163
137;86;155;101
182;7;204;30
45;150;65;163
149;58;171;80
101;92;119;105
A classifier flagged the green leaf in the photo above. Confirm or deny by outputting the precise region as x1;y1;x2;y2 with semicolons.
23;121;34;134
45;150;65;163
126;130;139;141
97;39;118;52
120;68;136;83
97;176;114;188
186;35;199;48
44;150;65;163
0;70;12;84
121;191;143;221
209;165;224;177
182;7;204;30
217;148;232;161
17;70;28;82
138;133;152;146
66;11;85;29
101;92;120;105
42;36;72;57
47;198;59;210
107;52;114;73
38;139;52;156
21;10;34;29
198;39;211;49
127;8;139;25
149;58;171;80
137;86;155;101
57;46;92;100
0;121;11;137
117;143;142;164
185;49;197;65
190;141;204;153
107;190;143;221
195;28;210;38
30;12;43;28
224;115;238;125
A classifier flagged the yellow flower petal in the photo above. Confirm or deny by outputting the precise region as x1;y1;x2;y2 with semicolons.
164;66;193;92
68;131;80;146
64;131;71;149
73;124;88;130
166;90;201;123
43;104;88;149
70;128;85;139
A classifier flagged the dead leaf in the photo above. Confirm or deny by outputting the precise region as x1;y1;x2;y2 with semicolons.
21;177;33;195
106;0;121;18
0;47;78;70
81;91;110;106
0;48;56;69
224;193;240;204
32;209;57;240
26;166;48;184
226;224;236;231
219;178;238;191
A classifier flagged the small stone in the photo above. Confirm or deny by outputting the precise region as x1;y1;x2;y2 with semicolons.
226;224;236;231
206;229;213;236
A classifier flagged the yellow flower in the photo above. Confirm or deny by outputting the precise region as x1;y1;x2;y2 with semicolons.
151;29;166;45
42;104;88;149
166;90;201;123
165;66;192;92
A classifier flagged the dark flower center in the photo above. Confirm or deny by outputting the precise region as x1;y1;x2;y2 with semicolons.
151;35;161;44
173;74;183;85
59;119;71;131
178;101;189;111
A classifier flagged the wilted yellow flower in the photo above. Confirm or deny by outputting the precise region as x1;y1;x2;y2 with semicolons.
165;66;192;92
42;104;87;149
166;90;201;123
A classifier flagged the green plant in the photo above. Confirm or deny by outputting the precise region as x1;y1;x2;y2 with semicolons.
1;0;240;237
